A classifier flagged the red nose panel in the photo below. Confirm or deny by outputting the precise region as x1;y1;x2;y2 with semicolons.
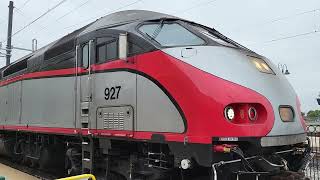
136;51;275;139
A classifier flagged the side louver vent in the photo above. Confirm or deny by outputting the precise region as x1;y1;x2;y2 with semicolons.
97;106;133;131
103;112;125;130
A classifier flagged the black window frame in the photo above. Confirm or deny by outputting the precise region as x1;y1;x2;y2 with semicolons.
95;37;118;64
128;41;144;57
3;58;28;77
136;20;208;48
81;43;89;69
40;50;75;71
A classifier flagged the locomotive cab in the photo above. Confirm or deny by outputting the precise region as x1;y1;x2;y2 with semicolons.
134;17;310;178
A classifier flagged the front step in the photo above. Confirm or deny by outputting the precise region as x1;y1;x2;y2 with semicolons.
82;137;94;173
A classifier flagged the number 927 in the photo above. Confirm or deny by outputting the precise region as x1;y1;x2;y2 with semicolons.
104;86;121;100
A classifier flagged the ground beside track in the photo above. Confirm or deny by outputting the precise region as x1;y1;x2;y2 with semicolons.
0;163;39;180
0;157;59;180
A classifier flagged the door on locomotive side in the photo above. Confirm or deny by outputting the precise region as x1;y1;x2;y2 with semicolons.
92;32;136;136
76;30;136;135
75;40;95;130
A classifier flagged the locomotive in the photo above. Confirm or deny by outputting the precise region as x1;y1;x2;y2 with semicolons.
0;10;310;180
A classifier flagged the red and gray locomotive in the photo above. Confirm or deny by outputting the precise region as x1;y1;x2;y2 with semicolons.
0;10;310;180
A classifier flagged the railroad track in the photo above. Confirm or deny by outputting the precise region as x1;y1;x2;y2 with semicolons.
0;156;312;180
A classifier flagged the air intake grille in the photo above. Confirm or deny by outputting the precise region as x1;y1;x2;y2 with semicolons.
103;112;125;130
97;106;133;131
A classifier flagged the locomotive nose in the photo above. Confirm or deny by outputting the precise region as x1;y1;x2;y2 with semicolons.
163;46;306;140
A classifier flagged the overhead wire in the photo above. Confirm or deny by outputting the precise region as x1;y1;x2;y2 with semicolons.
173;0;217;15
12;6;48;46
5;0;215;45
0;0;32;37
174;4;320;46
32;0;93;36
5;0;319;50
7;0;32;26
265;8;320;24
247;8;320;45
1;0;68;43
5;0;142;55
171;1;320;46
13;7;26;16
14;6;45;27
17;0;32;11
60;1;318;46
20;0;142;51
0;10;7;26
232;8;320;31
251;30;319;45
56;0;92;21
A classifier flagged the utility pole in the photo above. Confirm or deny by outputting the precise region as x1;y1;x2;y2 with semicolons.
6;1;14;66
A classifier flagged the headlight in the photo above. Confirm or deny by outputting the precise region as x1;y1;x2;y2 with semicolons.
250;57;274;74
248;107;258;121
279;106;294;122
224;106;235;121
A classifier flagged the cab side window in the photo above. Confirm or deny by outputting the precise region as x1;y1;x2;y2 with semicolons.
128;42;143;57
96;37;118;63
82;44;89;68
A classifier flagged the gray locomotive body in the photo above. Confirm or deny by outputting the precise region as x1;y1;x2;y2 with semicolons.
0;10;310;180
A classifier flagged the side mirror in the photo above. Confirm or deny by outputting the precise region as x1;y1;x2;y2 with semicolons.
317;98;320;105
119;33;128;60
89;39;95;64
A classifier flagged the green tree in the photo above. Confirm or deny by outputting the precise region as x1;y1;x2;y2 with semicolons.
307;110;320;121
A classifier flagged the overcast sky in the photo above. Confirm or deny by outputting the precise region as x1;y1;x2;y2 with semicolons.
0;0;319;112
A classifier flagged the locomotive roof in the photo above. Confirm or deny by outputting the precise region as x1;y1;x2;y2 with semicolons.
79;10;177;35
2;10;256;79
8;10;176;65
1;10;175;78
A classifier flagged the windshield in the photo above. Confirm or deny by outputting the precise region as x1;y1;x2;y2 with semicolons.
139;22;205;47
187;23;237;48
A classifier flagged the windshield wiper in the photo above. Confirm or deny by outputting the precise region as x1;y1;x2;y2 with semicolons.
148;19;165;40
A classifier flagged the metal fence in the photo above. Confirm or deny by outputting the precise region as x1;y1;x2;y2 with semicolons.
306;125;320;180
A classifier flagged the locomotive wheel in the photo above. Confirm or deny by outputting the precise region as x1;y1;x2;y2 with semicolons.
12;154;23;163
39;146;51;170
22;153;31;166
30;159;38;168
270;171;310;180
12;139;24;163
